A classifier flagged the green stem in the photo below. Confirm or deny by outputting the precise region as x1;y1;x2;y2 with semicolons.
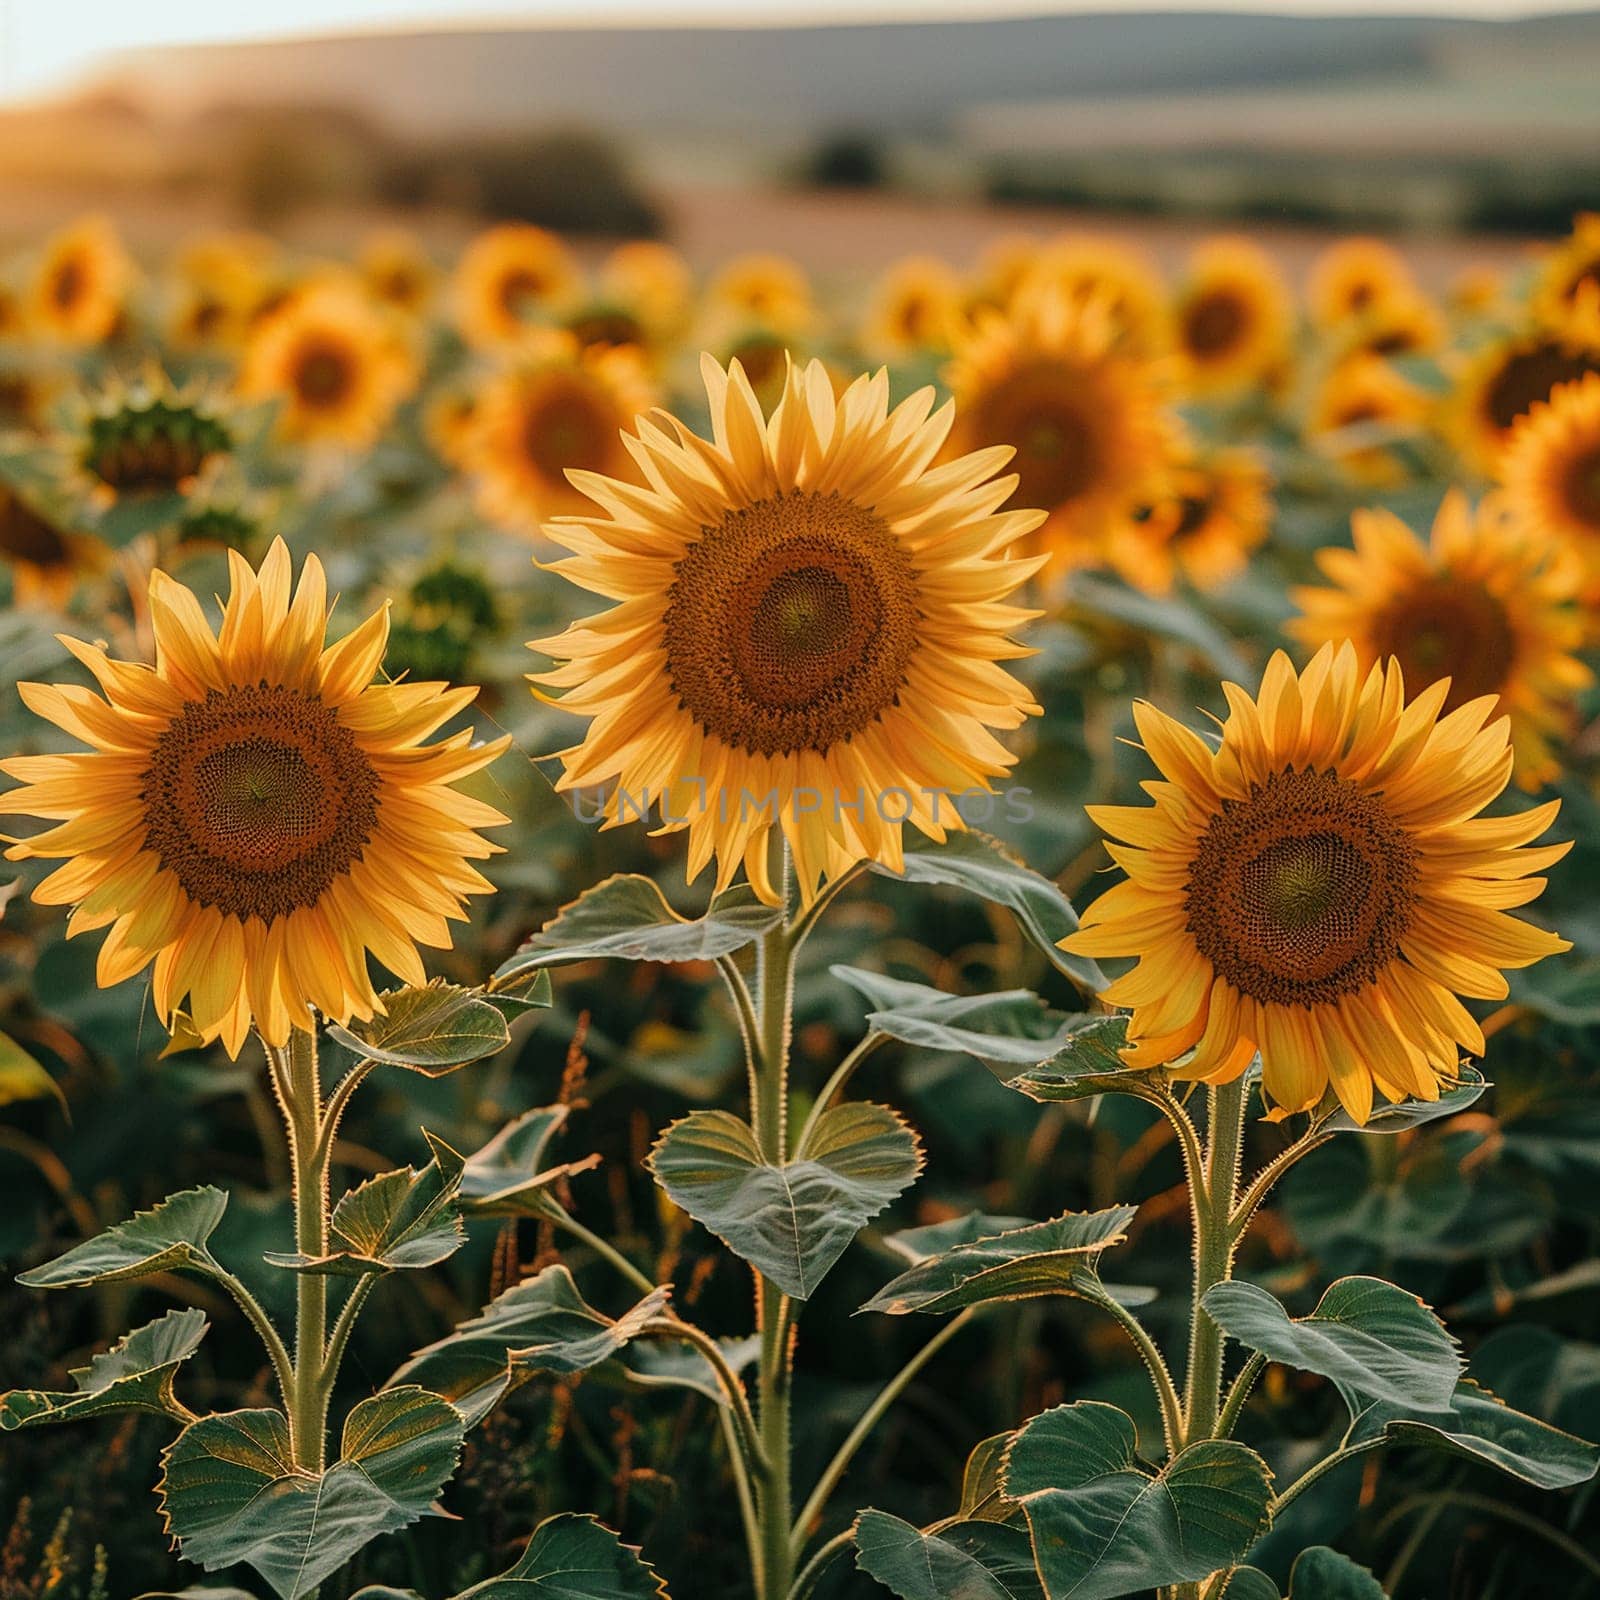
1101;1295;1186;1458
639;1317;767;1481
1272;1441;1377;1514
547;1201;659;1298
789;1528;856;1600
271;1029;333;1473
791;1309;975;1558
1182;1076;1248;1445
754;857;797;1600
1215;1351;1266;1439
195;1255;295;1406
793;1030;890;1154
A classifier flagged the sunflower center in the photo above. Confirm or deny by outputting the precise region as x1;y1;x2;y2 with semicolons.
1171;492;1214;541
663;491;920;756
497;267;544;317
568;309;644;352
1561;444;1600;529
1185;766;1417;1007
141;684;380;923
50;257;85;313
1183;290;1248;358
0;489;69;567
521;381;613;482
1485;342;1600;432
971;361;1102;511
1369;576;1518;711
293;341;355;408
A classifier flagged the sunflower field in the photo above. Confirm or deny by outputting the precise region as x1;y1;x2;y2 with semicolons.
1;209;1598;1600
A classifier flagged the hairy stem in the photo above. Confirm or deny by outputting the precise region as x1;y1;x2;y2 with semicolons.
1182;1075;1249;1445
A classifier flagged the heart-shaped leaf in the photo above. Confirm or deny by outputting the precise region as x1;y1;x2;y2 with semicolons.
1317;1067;1486;1135
1343;1377;1600;1489
1287;1548;1387;1597
862;1209;1147;1317
960;1432;1025;1524
648;1104;923;1299
831;968;1079;1074
1002;1402;1273;1600
388;1264;670;1426
1202;1277;1462;1412
1004;1015;1159;1105
853;1509;1043;1599
1;1309;207;1430
494;875;782;976
18;1187;227;1288
869;831;1105;992
266;1134;466;1275
1215;1569;1281;1600
158;1387;465;1600
348;1512;668;1598
459;1105;600;1219
328;983;510;1074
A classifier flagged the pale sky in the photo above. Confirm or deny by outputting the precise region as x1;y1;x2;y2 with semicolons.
0;0;1591;101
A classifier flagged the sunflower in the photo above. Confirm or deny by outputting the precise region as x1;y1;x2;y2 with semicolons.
1021;235;1169;354
707;255;813;332
1306;354;1430;485
1531;212;1600;333
1170;237;1293;396
1338;290;1446;363
239;283;418;451
945;286;1181;576
1061;643;1570;1123
863;256;965;358
454;224;582;351
464;332;655;533
966;234;1044;315
1450;330;1600;477
1498;371;1600;587
0;539;509;1055
601;240;696;342
531;355;1045;906
29;217;133;347
1290;492;1589;789
1306;237;1415;327
359;229;438;317
1115;447;1272;595
68;372;235;505
0;485;106;608
167;231;278;350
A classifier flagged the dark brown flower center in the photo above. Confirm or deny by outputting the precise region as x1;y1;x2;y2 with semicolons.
519;379;616;483
0;488;70;567
141;684;379;922
50;256;85;313
567;309;644;352
1183;289;1249;359
1369;576;1519;711
1484;342;1600;433
663;491;920;756
497;267;545;318
292;340;356;408
969;360;1103;511
1185;767;1417;1007
1561;444;1600;530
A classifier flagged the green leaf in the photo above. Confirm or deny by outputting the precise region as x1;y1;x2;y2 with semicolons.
1344;1377;1600;1490
1287;1548;1387;1598
648;1104;923;1300
460;1105;600;1219
1002;1402;1273;1600
388;1264;670;1426
1068;572;1251;678
1202;1277;1462;1412
493;876;782;976
0;1030;66;1112
882;1213;1035;1266
1004;1015;1157;1105
482;966;555;1018
862;1209;1147;1317
1;1309;207;1430
615;1335;761;1406
1318;1067;1486;1134
348;1512;668;1598
327;982;510;1074
959;1432;1024;1524
266;1134;466;1275
869;831;1105;992
18;1186;228;1288
831;968;1079;1074
853;1509;1043;1599
1216;1570;1280;1600
455;1513;668;1597
158;1387;466;1600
